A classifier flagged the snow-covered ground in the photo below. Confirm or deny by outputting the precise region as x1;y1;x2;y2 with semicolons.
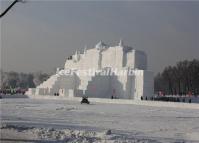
1;98;199;143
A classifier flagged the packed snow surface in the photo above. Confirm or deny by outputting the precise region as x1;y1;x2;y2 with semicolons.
1;98;199;143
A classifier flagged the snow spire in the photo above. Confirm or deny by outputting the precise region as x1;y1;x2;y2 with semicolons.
74;50;80;62
75;50;78;56
119;39;124;47
84;45;87;55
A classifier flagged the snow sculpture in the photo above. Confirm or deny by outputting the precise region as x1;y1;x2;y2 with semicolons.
26;40;154;100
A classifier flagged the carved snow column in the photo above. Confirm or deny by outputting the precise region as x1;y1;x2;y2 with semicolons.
95;41;107;70
119;40;126;67
98;49;103;70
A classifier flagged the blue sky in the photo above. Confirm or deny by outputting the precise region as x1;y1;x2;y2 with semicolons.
1;1;199;74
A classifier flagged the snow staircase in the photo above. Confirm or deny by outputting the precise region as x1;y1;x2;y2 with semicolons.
37;74;60;89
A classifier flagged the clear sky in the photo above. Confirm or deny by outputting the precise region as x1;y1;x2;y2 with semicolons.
1;1;199;74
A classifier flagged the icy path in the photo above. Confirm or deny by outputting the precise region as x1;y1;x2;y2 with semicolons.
1;98;199;143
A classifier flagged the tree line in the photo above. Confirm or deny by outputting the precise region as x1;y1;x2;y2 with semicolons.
0;70;49;89
154;59;199;95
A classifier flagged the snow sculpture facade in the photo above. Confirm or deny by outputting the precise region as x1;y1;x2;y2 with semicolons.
26;41;154;100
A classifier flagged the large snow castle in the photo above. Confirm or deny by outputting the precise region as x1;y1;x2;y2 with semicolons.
26;40;154;100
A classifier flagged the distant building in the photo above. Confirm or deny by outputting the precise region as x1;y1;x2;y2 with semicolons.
26;40;154;100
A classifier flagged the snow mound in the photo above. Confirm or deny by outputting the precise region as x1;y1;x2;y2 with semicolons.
1;124;159;143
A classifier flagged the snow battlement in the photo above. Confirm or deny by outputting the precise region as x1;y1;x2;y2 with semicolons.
64;40;147;71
